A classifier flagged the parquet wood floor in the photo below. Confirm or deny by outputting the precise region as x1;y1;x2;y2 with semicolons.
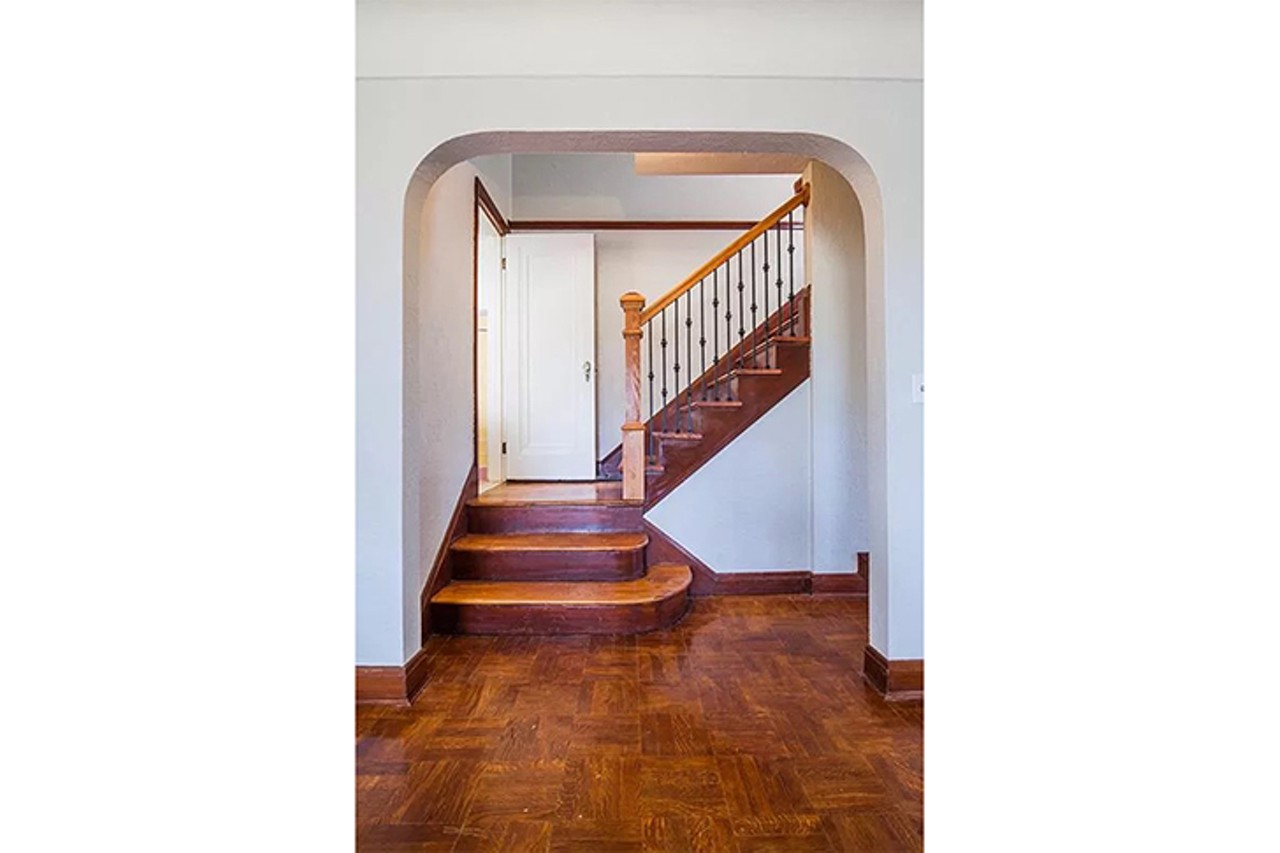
357;596;922;851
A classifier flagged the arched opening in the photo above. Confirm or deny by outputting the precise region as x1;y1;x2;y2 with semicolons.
398;131;890;660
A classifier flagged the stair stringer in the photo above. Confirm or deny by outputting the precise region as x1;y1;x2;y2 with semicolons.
643;381;814;589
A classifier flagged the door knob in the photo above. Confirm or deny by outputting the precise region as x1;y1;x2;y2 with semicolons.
583;361;592;382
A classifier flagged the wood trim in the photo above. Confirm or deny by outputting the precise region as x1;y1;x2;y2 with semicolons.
420;464;480;641
473;177;510;479
474;176;510;235
641;184;809;323
356;647;432;705
811;551;870;595
714;572;812;595
812;572;868;595
508;220;802;232
643;520;717;595
862;645;924;702
644;523;867;598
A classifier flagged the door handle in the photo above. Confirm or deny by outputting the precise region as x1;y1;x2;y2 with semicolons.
583;361;592;382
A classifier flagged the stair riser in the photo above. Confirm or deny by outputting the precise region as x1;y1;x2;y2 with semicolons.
430;594;689;635
451;548;646;582
467;504;643;534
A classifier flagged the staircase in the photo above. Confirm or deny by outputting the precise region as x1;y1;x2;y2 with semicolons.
601;287;810;506
425;183;810;636
428;483;692;635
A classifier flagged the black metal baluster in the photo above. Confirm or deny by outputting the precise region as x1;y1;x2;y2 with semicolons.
775;222;785;338
684;289;693;427
698;279;707;403
752;239;761;371
757;234;768;350
647;318;655;461
711;268;720;401
660;309;669;439
788;211;797;335
672;298;682;433
736;252;745;371
759;235;767;368
724;259;735;398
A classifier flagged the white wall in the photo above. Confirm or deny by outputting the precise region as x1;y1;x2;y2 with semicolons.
806;161;870;574
356;1;923;664
512;154;795;221
645;383;813;573
357;0;922;81
357;153;509;665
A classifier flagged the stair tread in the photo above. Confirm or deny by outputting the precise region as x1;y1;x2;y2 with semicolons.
686;400;744;409
468;481;637;508
652;431;703;440
432;564;691;606
452;532;647;552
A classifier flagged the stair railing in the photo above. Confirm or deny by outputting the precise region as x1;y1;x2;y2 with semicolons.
619;183;810;501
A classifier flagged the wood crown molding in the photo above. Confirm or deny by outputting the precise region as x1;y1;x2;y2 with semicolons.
862;645;923;702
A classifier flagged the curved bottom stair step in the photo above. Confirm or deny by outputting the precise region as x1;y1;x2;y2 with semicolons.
429;563;692;635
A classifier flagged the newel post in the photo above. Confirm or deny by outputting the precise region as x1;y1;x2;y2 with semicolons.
620;292;647;501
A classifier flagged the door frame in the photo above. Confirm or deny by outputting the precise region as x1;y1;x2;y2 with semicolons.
473;177;511;483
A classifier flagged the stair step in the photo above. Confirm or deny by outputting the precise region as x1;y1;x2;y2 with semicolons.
466;502;642;534
429;564;692;635
652;431;703;441
690;400;743;409
451;532;647;581
453;532;647;553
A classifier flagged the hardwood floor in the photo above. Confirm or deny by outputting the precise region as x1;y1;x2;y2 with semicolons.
357;596;922;851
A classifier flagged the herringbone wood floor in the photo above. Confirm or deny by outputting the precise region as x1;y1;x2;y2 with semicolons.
356;596;923;851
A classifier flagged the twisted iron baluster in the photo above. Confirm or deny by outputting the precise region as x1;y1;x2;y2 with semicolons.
647;318;655;462
788;211;797;335
711;268;720;401
698;279;707;403
684;288;693;429
673;298;682;433
660;309;668;439
736;253;745;371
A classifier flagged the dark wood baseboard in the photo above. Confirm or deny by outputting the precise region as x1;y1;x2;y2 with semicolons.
644;525;868;597
812;569;869;595
862;645;924;702
356;646;432;705
643;521;717;594
713;571;812;594
420;464;479;642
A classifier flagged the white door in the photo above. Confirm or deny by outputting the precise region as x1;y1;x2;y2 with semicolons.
503;233;596;480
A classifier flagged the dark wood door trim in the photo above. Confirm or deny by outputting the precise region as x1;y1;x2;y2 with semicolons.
473;176;511;479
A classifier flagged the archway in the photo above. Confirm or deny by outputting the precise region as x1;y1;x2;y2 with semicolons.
398;131;892;663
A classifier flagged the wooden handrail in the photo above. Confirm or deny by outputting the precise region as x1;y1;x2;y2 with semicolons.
639;183;809;324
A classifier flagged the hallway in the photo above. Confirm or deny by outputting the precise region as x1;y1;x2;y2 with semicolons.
356;596;922;851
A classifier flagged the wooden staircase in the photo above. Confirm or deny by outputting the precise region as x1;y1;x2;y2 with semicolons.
601;287;811;507
424;184;811;637
428;483;692;635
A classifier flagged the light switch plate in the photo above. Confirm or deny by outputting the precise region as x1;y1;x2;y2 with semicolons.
912;373;924;404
